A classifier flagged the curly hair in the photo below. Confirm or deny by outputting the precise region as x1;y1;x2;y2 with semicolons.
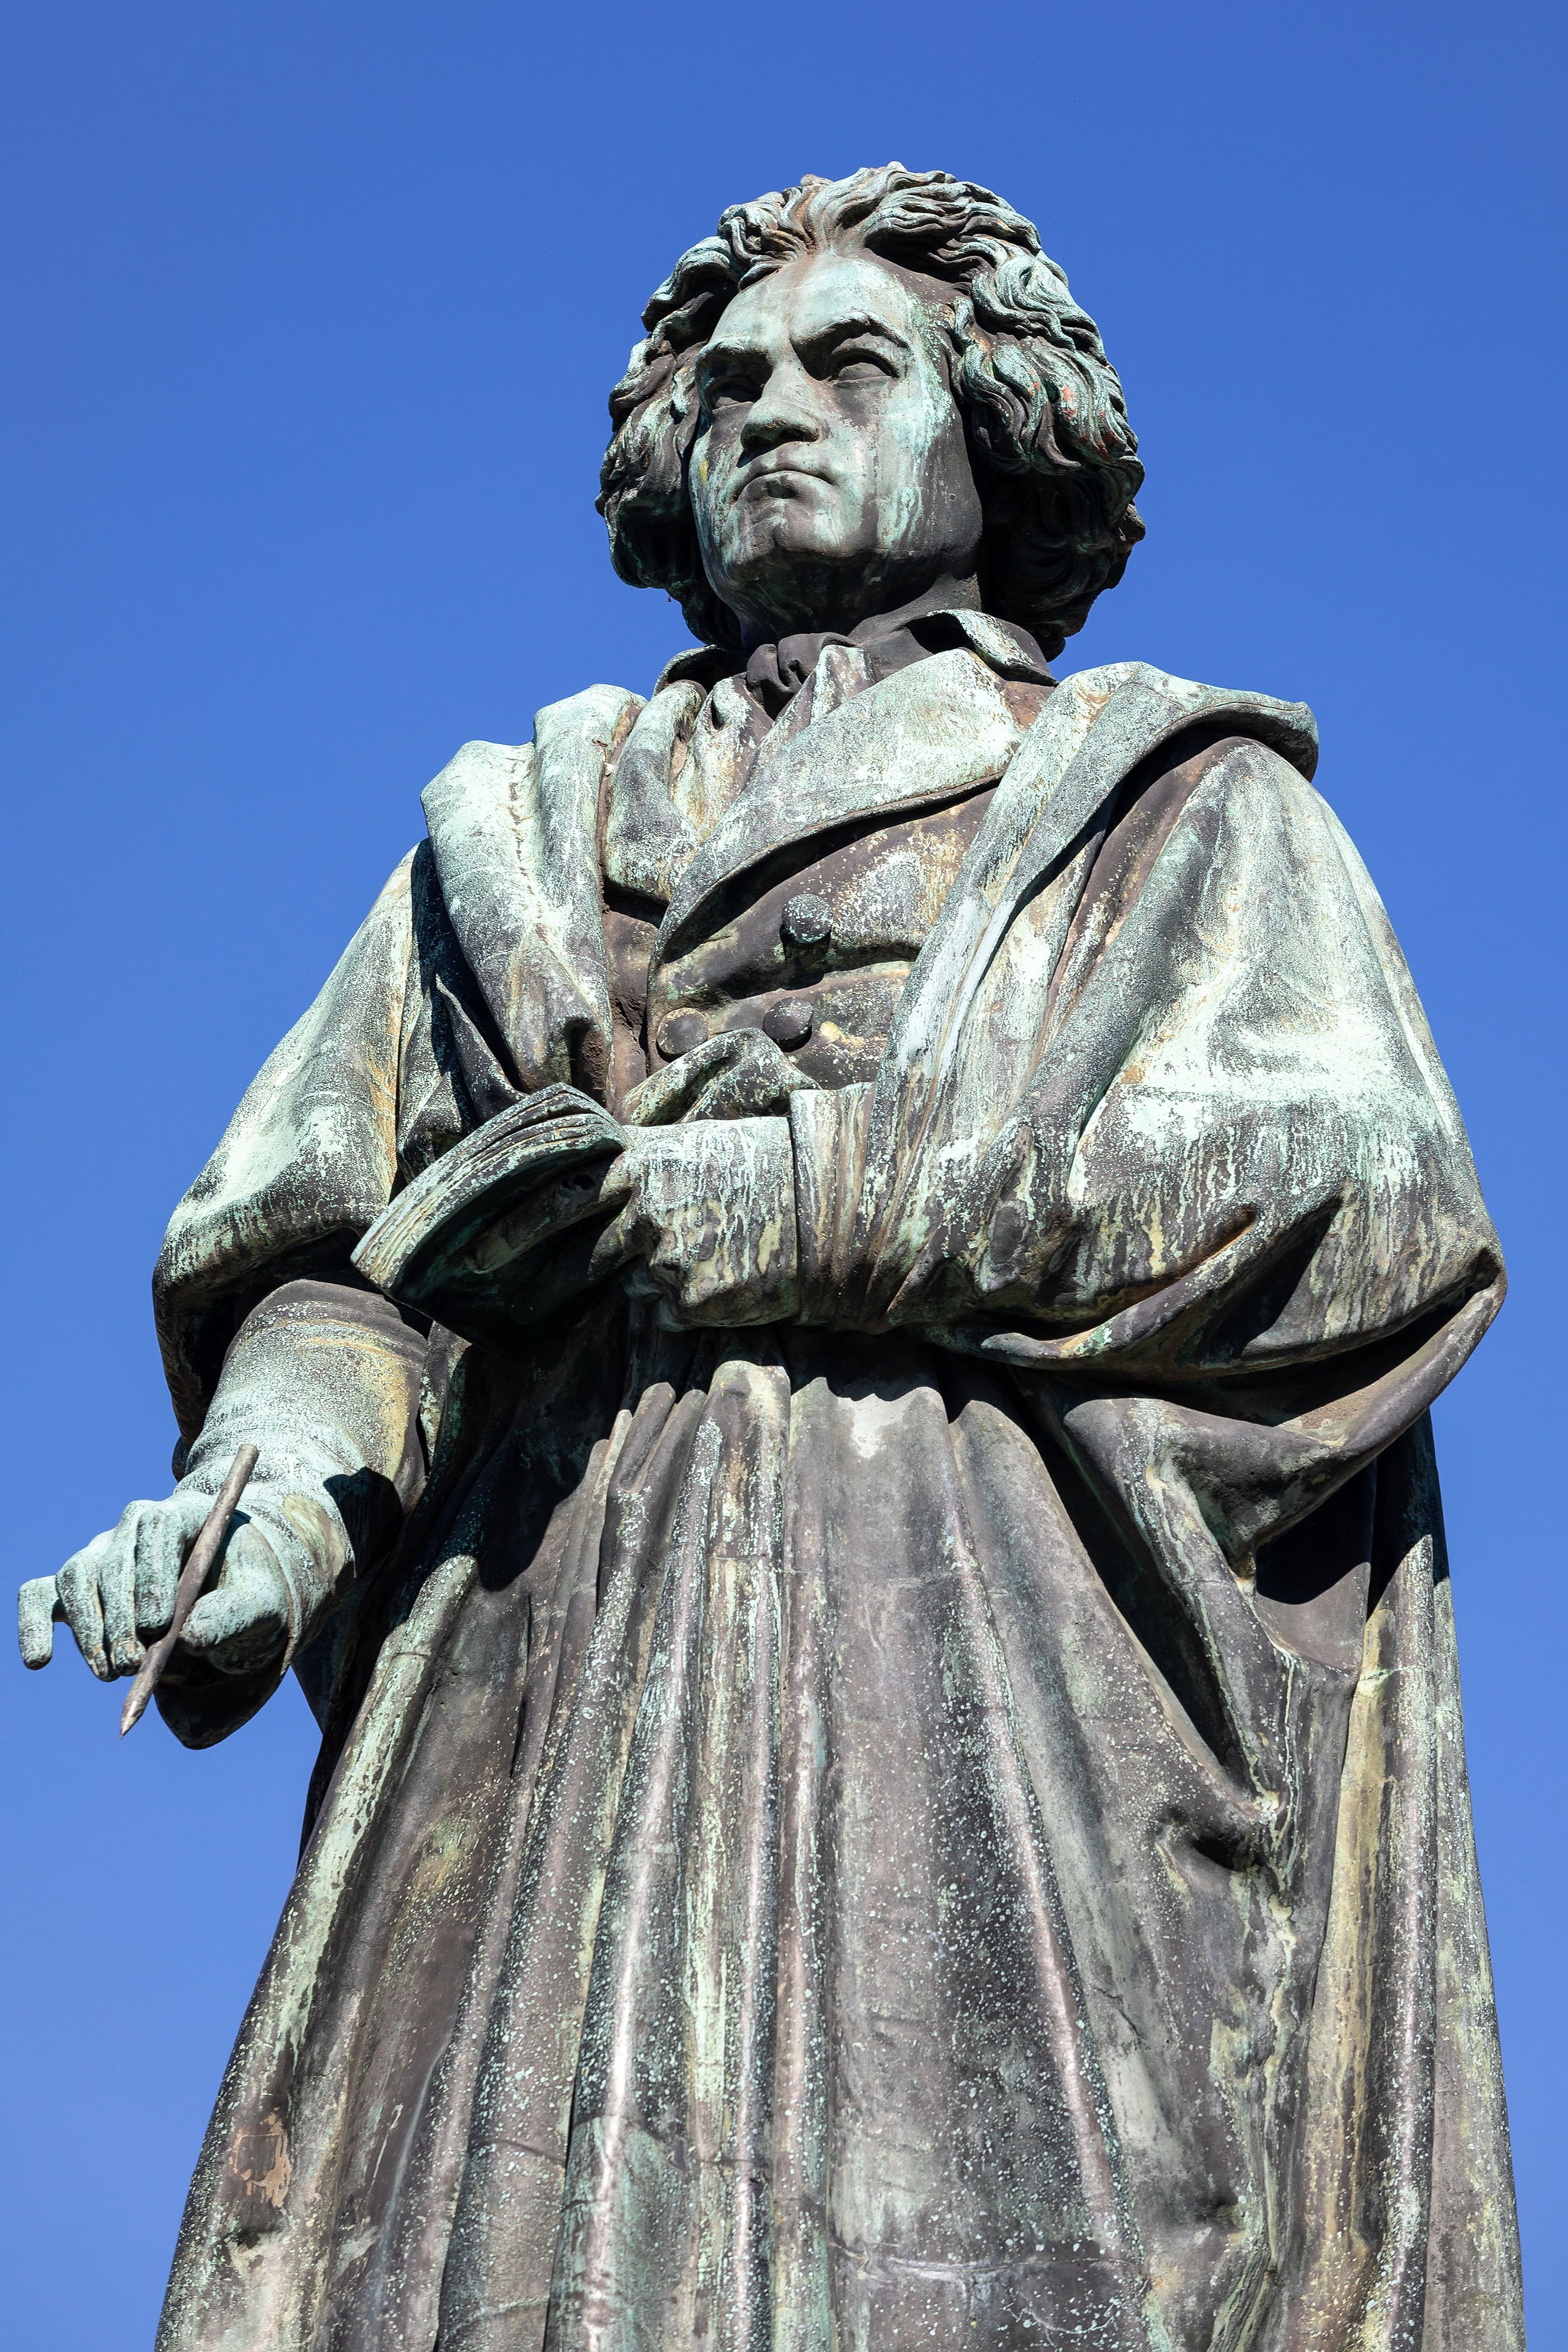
597;165;1144;661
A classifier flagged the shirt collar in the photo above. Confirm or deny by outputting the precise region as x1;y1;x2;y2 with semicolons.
653;606;1054;700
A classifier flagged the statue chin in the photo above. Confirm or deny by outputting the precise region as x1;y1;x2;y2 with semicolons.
701;528;881;642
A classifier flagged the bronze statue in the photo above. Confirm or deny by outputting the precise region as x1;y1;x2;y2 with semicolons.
19;166;1523;2350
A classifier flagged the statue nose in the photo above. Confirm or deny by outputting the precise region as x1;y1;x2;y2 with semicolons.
740;370;822;452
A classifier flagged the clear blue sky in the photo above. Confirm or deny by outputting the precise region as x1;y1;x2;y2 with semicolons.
2;4;1562;2344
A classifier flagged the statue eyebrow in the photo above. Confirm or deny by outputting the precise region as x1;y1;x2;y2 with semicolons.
799;315;907;364
700;309;912;375
797;310;911;354
697;332;765;374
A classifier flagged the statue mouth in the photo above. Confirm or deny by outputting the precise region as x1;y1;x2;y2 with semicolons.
733;459;833;503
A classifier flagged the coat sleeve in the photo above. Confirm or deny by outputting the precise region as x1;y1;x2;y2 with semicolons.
147;851;451;1746
154;852;420;1446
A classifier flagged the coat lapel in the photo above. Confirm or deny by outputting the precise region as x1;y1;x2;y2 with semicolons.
655;648;1027;956
423;684;642;1099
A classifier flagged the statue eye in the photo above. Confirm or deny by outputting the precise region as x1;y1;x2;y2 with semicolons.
703;373;758;414
828;346;897;384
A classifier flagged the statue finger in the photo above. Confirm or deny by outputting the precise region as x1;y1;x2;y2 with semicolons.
132;1491;206;1645
624;1037;737;1128
17;1576;60;1668
625;1028;811;1126
100;1504;155;1677
587;1188;652;1282
691;1032;816;1121
54;1534;114;1678
181;1543;289;1676
595;1152;638;1211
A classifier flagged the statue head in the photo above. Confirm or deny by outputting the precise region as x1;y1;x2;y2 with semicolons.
599;165;1144;658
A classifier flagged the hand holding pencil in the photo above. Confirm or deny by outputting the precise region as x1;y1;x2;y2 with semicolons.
17;1443;291;1712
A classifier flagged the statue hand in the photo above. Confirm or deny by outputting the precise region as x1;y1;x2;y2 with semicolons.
593;1114;799;1326
624;1027;816;1128
18;1490;291;1682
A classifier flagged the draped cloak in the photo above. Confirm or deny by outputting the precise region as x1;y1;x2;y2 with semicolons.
149;618;1523;2352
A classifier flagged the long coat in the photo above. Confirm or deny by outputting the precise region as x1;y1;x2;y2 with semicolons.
150;616;1522;2351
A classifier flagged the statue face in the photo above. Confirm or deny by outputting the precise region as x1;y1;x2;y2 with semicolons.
688;250;985;643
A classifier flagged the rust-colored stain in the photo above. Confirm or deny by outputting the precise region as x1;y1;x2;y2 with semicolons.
227;2110;292;2211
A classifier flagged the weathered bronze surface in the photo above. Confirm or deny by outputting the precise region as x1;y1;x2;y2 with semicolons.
18;167;1522;2349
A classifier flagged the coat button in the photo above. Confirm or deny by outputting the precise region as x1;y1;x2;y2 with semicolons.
781;891;831;950
763;998;814;1049
656;1009;710;1059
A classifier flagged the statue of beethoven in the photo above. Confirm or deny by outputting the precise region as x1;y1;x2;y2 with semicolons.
19;166;1524;2350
